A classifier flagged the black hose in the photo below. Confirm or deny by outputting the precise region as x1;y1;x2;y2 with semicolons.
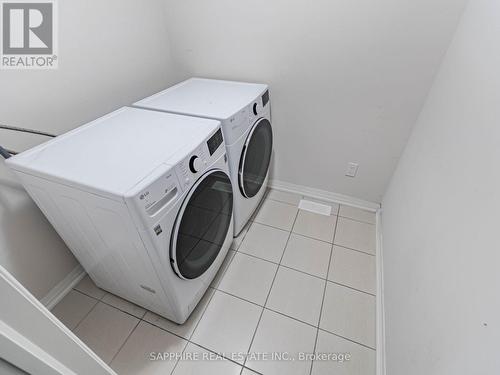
0;123;56;159
0;146;12;159
0;124;56;138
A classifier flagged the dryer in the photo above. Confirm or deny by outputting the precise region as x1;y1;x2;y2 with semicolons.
6;107;233;323
134;78;272;235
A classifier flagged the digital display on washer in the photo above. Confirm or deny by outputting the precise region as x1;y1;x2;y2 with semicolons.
207;129;223;155
262;90;270;107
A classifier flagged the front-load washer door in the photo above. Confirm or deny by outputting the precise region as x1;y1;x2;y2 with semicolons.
238;118;273;198
171;170;233;280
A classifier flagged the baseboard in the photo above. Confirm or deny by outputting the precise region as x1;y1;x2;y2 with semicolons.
268;179;381;211
375;209;386;375
41;264;86;310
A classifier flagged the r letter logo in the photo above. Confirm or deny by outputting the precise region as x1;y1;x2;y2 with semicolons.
1;0;58;69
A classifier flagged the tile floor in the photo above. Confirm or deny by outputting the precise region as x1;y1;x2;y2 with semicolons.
52;189;377;375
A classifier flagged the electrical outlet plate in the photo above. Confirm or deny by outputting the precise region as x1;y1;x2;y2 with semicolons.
345;162;359;177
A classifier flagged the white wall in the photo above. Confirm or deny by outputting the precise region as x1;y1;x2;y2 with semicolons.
0;0;177;299
381;1;500;373
163;0;466;202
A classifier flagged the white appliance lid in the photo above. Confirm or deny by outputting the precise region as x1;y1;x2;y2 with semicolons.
134;78;268;120
7;107;220;195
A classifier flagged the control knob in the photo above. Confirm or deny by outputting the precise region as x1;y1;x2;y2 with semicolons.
252;103;259;115
189;155;203;173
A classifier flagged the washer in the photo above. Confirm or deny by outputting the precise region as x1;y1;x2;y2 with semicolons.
134;78;273;235
6;107;233;324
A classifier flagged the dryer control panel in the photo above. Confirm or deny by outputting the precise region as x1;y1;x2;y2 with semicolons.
249;89;271;125
224;90;271;145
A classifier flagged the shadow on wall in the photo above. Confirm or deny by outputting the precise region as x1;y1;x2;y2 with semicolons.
0;167;78;300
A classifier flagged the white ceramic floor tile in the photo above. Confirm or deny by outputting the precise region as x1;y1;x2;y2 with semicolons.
218;252;277;305
73;302;139;363
231;224;249;250
281;234;332;278
172;342;243;375
247;309;317;375
311;330;376;375
266;267;325;326
238;222;289;263
211;250;236;288
293;210;337;243
74;274;106;300
254;199;298;231
102;293;147;318
334;217;376;255
339;205;376;224
111;321;187;375
143;288;215;340
52;290;98;330
320;283;376;348
191;291;262;364
329;246;376;294
266;189;302;205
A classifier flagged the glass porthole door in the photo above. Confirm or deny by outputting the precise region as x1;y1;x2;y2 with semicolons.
238;118;273;198
171;170;233;279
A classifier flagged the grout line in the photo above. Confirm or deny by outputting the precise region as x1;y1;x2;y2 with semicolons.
212;288;322;331
333;243;376;257
237;251;325;280
266;197;301;207
73;288;147;320
233;219;252;251
71;290;100;332
338;214;376;226
309;214;338;375
327;280;376;297
266;192;341;216
244;219;291;235
101;297;148;320
241;207;301;371
234;244;376;296
186;289;218;341
251;218;335;245
214;280;376;333
235;247;281;265
214;288;263;309
167;288;218;375
139;319;190;342
72;287;101;302
72;286;107;301
166;338;189;375
263;306;318;330
185;341;264;375
211;249;237;289
249;217;376;256
268;187;378;221
108;319;141;365
318;327;376;351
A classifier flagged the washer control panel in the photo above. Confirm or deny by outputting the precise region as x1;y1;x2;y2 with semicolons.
137;171;180;217
175;128;226;190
